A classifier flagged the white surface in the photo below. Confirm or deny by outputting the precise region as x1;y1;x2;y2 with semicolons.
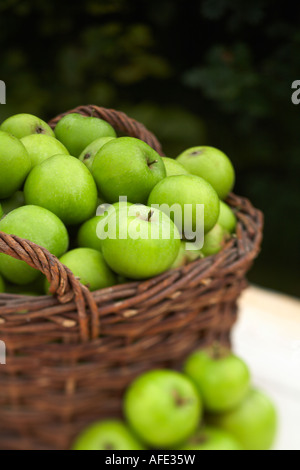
234;286;300;450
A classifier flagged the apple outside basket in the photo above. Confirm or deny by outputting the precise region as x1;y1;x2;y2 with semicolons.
0;105;263;450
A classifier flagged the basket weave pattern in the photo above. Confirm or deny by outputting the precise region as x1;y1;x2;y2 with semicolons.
0;105;263;450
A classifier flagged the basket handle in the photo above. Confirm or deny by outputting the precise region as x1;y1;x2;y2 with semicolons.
0;232;99;342
48;104;164;156
0;105;164;342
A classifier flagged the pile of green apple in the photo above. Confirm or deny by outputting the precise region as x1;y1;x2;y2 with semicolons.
0;112;237;295
73;346;277;451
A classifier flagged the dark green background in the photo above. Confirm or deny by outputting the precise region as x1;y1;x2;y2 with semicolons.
0;0;299;296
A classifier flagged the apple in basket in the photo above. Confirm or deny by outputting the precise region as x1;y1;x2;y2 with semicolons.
21;134;69;168
0;113;55;139
176;146;235;200
91;137;166;204
54;113;117;157
0;205;69;285
0;130;31;199
24;155;98;225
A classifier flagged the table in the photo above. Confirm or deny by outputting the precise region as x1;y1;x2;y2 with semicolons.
234;286;300;451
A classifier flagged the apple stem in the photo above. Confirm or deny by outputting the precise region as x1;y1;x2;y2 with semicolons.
172;389;190;408
147;210;154;222
191;433;208;445
147;159;158;168
210;341;229;360
104;442;114;450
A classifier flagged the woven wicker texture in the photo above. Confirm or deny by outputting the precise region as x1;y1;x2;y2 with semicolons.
0;105;263;450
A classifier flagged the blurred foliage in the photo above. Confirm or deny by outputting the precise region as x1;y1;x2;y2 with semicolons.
122;104;206;156
0;0;299;296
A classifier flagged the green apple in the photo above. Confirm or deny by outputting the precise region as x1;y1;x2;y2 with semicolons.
21;134;69;168
79;136;116;170
0;131;31;198
0;205;69;284
101;205;181;279
185;247;204;262
171;241;202;268
184;347;250;413
77;201;132;252
0;274;5;293
171;241;186;269
200;224;229;257
77;216;104;252
177;146;235;199
162;157;189;176
54;113;116;157
179;426;243;450
124;369;202;448
208;388;277;450
91;137;166;204
24;155;98;225
1;191;25;214
72;420;145;450
0;113;54;139
218;201;237;233
51;248;116;292
147;175;220;236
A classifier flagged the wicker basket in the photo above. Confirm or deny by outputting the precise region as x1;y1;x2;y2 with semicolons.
0;105;263;450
